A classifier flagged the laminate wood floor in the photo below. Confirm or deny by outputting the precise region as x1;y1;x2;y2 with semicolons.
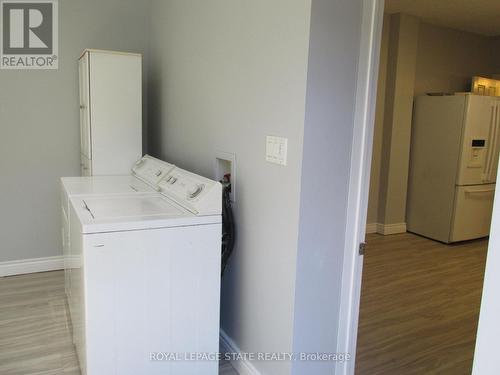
0;270;238;375
355;233;488;375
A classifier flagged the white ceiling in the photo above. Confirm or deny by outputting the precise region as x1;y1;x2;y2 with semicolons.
385;0;500;36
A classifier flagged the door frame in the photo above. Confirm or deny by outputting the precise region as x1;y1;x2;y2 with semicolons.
335;1;385;374
337;1;500;374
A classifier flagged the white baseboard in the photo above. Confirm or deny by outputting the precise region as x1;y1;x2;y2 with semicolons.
366;222;407;235
366;223;377;234
220;329;261;375
376;222;406;235
0;256;64;277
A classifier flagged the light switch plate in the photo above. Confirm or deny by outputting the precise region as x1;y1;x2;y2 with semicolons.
266;136;288;166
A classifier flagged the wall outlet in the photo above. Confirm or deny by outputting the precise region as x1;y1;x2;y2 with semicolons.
266;136;288;166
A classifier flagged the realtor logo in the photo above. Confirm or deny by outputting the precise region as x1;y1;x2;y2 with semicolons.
1;0;58;69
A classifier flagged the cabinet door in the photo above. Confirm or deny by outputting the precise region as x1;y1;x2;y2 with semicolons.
61;206;71;297
89;52;142;175
79;53;92;160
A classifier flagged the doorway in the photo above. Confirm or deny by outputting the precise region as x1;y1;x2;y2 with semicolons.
354;1;500;374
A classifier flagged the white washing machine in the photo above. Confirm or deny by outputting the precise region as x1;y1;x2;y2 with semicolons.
61;155;175;297
61;154;175;214
66;166;222;375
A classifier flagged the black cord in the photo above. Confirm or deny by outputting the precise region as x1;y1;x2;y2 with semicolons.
221;185;235;277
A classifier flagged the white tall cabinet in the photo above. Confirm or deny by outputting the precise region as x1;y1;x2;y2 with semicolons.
79;50;142;176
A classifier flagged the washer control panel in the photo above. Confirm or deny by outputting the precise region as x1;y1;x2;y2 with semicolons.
158;168;215;213
132;155;175;188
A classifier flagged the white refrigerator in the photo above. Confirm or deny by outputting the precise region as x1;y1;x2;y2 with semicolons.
79;49;142;176
407;94;500;243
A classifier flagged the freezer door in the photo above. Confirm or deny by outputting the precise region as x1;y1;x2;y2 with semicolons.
450;184;495;242
456;95;496;186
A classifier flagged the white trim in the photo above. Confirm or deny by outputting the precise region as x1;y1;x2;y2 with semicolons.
335;1;385;375
366;223;377;234
220;329;261;375
366;222;407;235
0;256;64;277
376;222;406;235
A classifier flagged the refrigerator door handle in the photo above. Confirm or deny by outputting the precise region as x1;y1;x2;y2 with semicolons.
489;103;500;182
485;103;498;182
492;101;500;182
482;104;495;180
464;188;496;195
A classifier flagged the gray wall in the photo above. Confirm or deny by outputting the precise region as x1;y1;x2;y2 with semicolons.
148;1;312;374
414;22;495;96
0;0;150;263
291;0;362;374
148;2;369;374
492;37;500;73
377;14;419;228
367;14;391;224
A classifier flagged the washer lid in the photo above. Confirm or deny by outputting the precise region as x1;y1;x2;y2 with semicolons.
71;193;220;234
83;195;184;220
61;175;154;196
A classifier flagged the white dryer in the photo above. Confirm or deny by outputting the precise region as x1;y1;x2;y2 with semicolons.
67;167;222;375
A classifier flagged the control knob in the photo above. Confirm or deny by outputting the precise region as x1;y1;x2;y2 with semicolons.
188;184;204;199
